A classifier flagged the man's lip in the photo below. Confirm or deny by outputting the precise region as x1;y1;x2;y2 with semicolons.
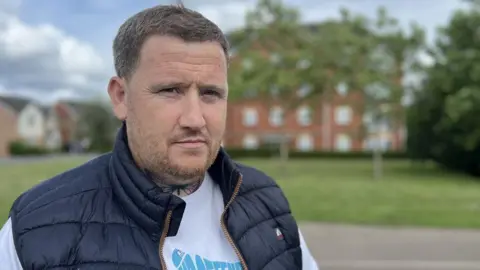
174;139;206;144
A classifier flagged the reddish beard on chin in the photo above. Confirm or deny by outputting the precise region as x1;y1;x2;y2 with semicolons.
142;141;221;185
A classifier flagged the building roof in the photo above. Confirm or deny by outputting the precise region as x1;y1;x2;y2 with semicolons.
0;95;32;113
61;100;94;116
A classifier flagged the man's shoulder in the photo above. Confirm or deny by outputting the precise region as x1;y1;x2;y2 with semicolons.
10;154;112;218
234;161;281;191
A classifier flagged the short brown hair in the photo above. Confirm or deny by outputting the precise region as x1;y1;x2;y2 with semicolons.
113;5;230;79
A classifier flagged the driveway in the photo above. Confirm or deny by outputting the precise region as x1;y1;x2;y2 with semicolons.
300;222;480;270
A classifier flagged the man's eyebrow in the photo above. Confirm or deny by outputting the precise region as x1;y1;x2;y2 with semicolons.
198;84;226;93
148;82;189;91
148;82;226;93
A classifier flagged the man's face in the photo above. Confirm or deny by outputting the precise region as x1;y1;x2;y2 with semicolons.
108;36;228;184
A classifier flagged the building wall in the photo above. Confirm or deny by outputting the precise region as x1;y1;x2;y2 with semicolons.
17;103;46;146
53;103;77;146
0;105;18;157
225;98;325;150
44;108;62;150
225;90;404;152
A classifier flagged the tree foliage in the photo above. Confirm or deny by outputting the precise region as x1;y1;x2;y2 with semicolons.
228;1;425;123
407;3;480;176
77;100;121;153
227;0;427;178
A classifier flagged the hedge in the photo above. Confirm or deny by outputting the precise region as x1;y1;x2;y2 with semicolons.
224;148;408;159
8;141;50;156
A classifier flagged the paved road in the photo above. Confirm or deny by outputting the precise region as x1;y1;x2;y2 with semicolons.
300;222;480;270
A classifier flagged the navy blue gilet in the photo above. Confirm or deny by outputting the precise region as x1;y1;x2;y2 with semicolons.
9;124;302;269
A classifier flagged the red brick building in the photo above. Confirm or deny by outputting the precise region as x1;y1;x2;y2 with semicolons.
224;28;405;152
224;84;405;152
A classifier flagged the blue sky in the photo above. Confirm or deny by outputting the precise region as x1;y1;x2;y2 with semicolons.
0;0;468;103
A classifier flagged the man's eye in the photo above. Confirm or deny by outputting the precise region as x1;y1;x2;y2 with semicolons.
160;87;180;93
203;90;222;97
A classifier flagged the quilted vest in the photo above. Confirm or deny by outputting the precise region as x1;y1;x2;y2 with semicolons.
9;124;302;269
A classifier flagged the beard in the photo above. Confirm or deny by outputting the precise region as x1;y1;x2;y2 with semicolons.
126;118;221;186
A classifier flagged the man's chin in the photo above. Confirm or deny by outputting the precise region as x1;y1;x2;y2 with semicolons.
170;156;209;174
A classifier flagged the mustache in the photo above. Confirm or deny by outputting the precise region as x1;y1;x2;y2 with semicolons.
169;130;211;144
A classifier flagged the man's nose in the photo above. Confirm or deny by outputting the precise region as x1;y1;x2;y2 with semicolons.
178;91;206;129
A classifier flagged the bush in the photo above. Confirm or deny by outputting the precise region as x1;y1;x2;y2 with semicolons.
224;148;408;159
8;141;49;156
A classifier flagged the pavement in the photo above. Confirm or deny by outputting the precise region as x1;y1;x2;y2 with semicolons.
300;222;480;270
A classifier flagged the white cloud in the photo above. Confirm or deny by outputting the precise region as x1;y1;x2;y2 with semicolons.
0;0;467;104
195;1;255;31
0;0;109;103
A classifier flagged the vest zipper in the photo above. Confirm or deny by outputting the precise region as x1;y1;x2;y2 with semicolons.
220;174;248;270
159;210;173;269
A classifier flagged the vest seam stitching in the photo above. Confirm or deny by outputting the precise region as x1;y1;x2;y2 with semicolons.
238;184;278;197
17;187;111;219
16;221;142;237
259;246;302;270
237;211;291;241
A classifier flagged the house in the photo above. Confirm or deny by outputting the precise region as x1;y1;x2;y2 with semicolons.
0;96;45;144
0;98;18;157
53;100;89;150
0;95;64;157
43;106;63;150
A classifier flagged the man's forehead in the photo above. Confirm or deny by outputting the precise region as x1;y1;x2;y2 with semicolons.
140;35;227;65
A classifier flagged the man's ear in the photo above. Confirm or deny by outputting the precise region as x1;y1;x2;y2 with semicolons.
108;76;127;121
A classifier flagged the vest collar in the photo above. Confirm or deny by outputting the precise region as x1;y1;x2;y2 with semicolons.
108;123;240;242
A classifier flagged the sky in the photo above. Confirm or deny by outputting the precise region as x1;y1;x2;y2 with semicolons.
0;0;468;104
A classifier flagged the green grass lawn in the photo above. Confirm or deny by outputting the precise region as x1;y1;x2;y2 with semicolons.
1;156;479;229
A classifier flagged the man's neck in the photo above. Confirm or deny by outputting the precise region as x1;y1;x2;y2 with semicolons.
156;180;203;197
143;170;204;197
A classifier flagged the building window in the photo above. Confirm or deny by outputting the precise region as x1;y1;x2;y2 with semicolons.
270;85;280;97
363;112;373;124
269;106;284;127
28;115;36;127
364;136;392;151
334;106;352;125
297;84;312;98
336;82;348;96
296;133;314;151
335;134;352;151
242;134;259;149
242;108;258;127
296;106;312;126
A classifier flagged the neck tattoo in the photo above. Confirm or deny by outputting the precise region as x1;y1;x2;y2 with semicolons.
143;170;204;196
157;180;203;196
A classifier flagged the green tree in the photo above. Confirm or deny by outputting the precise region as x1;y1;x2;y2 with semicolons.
77;100;121;153
228;1;426;179
228;0;376;162
407;2;480;176
228;0;313;162
355;7;425;179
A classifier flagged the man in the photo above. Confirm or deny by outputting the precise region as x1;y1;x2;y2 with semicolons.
0;4;319;270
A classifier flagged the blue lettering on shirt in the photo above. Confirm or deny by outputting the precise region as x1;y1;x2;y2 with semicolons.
171;248;243;270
